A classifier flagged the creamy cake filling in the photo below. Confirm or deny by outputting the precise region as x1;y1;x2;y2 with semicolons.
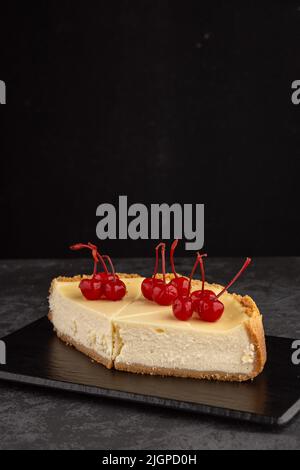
49;277;141;361
113;320;254;374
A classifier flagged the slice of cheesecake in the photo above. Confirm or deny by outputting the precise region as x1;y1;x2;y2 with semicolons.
48;274;142;368
48;274;266;381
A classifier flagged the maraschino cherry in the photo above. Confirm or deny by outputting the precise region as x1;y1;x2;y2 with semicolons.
172;296;193;321
102;255;126;301
70;242;107;300
172;253;206;321
141;242;165;301
195;257;252;322
70;242;125;301
169;240;189;296
190;252;214;311
94;258;119;285
152;244;178;306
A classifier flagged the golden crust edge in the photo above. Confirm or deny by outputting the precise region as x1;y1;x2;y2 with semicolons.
115;363;252;382
245;313;267;379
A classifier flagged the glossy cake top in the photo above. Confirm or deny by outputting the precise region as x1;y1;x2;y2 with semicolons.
51;274;259;332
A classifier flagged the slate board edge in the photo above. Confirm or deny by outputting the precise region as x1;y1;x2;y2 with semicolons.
0;368;282;426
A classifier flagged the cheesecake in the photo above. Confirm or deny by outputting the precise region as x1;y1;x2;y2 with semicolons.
48;273;266;381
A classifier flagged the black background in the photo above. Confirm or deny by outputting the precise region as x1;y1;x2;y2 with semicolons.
1;1;299;259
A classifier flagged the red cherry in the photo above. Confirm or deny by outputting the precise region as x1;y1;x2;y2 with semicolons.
170;251;207;320
196;257;252;322
70;242;111;287
141;278;164;301
187;252;220;318
141;278;154;300
197;298;224;322
192;289;216;313
184;251;208;310
71;242;111;300
170;276;189;297
151;243;179;305
93;272;118;299
169;239;189;296
94;272;119;283
189;254;221;320
141;242;166;301
201;290;217;301
79;278;102;300
104;279;126;301
101;255;126;300
94;272;108;282
190;290;203;310
172;296;193;321
152;282;178;306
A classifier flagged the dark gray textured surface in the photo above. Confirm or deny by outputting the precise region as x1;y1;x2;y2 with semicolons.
0;257;300;450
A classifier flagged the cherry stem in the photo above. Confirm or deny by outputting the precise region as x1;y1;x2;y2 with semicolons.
198;252;206;292
216;257;252;299
170;239;179;278
70;242;109;276
70;243;91;251
87;243;99;277
92;249;98;276
160;243;167;284
102;255;116;281
153;242;165;279
70;243;98;277
88;242;108;274
188;253;207;295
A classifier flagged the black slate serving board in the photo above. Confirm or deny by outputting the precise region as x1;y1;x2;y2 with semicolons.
0;317;299;426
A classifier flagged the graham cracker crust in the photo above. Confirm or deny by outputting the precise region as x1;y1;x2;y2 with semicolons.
114;362;255;382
